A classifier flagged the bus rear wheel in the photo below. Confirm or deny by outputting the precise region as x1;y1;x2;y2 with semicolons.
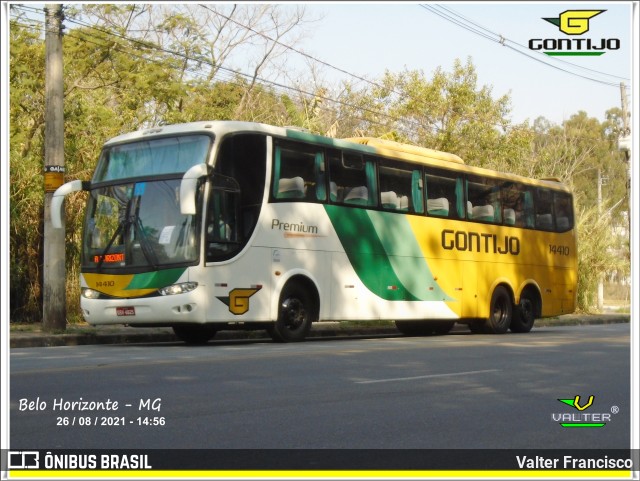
510;291;536;333
268;283;314;342
173;324;217;344
485;286;512;334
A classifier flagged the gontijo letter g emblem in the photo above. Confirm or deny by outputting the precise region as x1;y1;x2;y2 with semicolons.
217;287;262;315
544;10;605;35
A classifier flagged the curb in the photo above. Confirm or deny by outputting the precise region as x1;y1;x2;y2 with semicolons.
9;325;399;348
9;314;630;349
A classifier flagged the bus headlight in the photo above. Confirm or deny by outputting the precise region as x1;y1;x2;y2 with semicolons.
82;288;101;299
158;282;198;296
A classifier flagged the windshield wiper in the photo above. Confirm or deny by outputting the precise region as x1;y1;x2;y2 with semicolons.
96;193;133;271
96;221;125;271
95;192;159;270
133;216;159;269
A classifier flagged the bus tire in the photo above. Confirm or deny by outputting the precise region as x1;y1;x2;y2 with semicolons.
485;286;512;334
268;283;314;342
173;324;217;345
510;290;536;333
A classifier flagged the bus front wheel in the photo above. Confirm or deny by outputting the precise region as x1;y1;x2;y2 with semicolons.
485;286;512;334
268;284;314;342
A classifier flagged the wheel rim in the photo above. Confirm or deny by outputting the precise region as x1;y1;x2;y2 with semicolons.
281;297;307;331
521;298;534;324
492;296;509;327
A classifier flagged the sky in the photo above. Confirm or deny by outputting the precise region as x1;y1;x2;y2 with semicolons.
291;2;636;126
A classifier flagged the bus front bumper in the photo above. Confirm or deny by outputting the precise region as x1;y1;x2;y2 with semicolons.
80;291;207;326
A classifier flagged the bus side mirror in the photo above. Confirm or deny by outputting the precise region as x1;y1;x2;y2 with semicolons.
51;180;89;229
180;163;211;215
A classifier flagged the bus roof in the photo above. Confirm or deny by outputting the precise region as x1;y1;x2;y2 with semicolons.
102;121;570;192
103;121;288;146
342;137;465;165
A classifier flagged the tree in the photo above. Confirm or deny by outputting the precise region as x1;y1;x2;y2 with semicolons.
8;4;315;323
9;21;47;322
529;112;629;311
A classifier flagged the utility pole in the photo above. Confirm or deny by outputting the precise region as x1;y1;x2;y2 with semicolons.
597;168;604;312
42;4;66;332
619;82;631;240
617;82;631;309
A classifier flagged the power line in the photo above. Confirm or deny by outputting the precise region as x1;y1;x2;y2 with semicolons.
197;4;399;96
437;4;630;83
12;5;623;138
420;4;630;88
11;12;429;136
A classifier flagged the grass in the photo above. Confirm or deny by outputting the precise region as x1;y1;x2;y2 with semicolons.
9;320;93;334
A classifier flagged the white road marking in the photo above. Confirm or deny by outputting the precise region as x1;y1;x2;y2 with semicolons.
355;369;500;384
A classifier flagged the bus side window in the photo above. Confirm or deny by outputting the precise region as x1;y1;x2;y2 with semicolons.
523;191;535;228
554;191;573;232
378;159;421;213
425;168;460;218
466;175;501;223
501;184;520;226
328;151;376;208
272;143;321;202
534;188;554;230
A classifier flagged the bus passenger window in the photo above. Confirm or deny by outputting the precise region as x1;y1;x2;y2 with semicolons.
504;185;533;228
466;175;502;223
378;159;419;212
328;151;376;207
554;192;574;232
425;168;460;218
535;188;554;230
272;143;322;202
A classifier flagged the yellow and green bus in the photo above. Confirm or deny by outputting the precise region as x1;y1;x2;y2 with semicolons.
52;121;577;343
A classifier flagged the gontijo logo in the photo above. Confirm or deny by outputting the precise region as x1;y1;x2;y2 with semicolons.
217;286;262;315
552;395;619;428
544;10;604;35
530;10;620;56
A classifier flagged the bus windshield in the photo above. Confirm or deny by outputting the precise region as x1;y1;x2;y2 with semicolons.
82;134;212;272
82;179;200;271
93;135;211;182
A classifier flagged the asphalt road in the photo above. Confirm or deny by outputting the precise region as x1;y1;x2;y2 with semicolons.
10;323;631;453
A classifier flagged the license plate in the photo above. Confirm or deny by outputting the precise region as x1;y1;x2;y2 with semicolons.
116;307;136;317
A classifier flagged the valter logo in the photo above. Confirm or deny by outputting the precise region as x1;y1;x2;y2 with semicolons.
530;10;620;56
552;395;618;428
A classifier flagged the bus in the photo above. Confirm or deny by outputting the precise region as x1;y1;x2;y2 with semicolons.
52;121;577;344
